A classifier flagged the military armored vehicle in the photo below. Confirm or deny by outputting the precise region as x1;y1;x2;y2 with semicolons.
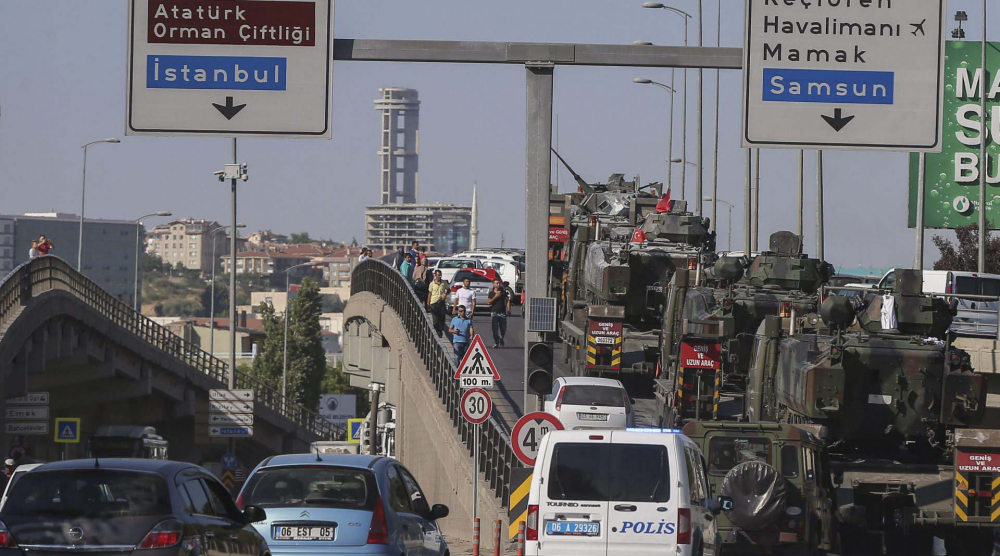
553;152;715;378
745;269;1000;553
683;420;838;555
655;232;834;425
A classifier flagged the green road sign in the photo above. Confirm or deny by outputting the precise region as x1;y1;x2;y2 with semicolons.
909;41;1000;229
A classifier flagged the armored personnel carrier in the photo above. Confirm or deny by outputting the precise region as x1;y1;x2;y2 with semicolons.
745;269;1000;553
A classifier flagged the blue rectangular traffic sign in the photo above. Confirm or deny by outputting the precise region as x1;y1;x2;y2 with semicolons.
54;418;81;444
347;418;365;444
762;69;895;105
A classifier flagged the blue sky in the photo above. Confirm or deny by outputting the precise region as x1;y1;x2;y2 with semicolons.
1;0;995;271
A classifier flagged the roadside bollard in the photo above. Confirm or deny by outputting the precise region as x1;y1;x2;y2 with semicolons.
516;522;525;556
473;518;480;556
493;520;501;556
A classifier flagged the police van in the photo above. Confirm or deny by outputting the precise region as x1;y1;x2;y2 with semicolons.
526;429;725;556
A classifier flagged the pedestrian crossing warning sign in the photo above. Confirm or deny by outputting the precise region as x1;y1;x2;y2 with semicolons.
54;418;81;444
347;418;365;444
454;335;501;389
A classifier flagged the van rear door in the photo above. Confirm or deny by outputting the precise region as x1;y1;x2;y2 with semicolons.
538;434;611;556
606;431;680;556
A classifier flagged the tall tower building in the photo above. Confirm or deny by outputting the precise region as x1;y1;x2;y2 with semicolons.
374;88;420;204
470;183;479;251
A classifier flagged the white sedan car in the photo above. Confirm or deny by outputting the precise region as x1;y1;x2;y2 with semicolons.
543;377;634;430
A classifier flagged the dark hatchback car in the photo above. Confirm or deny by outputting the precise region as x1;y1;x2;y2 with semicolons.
0;459;268;556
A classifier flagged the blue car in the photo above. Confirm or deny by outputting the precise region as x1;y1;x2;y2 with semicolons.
236;454;450;556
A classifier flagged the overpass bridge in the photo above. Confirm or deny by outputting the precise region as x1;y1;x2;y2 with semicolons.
0;256;342;467
343;259;524;538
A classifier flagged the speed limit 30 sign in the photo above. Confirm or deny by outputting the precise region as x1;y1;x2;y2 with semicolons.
461;388;492;425
511;411;564;467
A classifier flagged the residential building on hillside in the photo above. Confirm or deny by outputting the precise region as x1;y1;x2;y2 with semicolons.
146;219;246;273
364;203;471;254
0;212;139;304
221;251;324;276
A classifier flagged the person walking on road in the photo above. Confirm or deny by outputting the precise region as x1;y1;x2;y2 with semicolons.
453;277;476;317
409;241;420;262
449;305;474;365
399;253;414;286
488;279;510;348
427;269;449;338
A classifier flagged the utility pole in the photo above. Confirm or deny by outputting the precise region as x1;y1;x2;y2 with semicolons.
797;150;804;237
915;153;926;269
816;150;825;261
979;0;988;272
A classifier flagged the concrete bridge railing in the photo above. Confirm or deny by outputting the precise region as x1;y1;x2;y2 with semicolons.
351;258;518;504
0;256;343;440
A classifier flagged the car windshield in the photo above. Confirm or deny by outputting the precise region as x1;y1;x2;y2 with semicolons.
708;436;771;475
4;470;171;517
438;260;477;269
547;443;670;502
240;466;377;510
562;385;625;407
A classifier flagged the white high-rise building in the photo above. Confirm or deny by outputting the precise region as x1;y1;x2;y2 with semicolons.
374;88;420;204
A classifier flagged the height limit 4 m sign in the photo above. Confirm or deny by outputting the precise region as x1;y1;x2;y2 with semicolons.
742;0;945;151
126;0;333;138
454;335;501;389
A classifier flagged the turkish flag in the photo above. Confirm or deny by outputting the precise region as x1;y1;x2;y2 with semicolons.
655;189;674;213
631;228;647;244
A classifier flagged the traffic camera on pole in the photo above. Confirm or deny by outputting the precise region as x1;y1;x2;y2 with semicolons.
527;342;553;395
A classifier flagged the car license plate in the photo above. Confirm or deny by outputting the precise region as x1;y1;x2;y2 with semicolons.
577;413;608;421
545;521;600;536
272;525;336;541
594;336;615;345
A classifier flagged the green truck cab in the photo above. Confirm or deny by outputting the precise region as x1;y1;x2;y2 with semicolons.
682;421;838;555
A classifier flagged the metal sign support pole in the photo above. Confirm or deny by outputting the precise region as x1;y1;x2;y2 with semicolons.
744;149;752;257
979;2;988;273
473;422;479;524
523;65;554;413
816;150;825;261
915;152;927;269
797;150;804;237
753;149;761;251
229;137;237;459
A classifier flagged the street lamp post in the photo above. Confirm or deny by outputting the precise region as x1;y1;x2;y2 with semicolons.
644;2;695;208
283;262;322;402
79;138;120;271
634;77;677;194
704;197;732;251
133;211;171;310
210;224;245;357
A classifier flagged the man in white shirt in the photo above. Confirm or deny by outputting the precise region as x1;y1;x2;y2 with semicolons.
453;277;476;318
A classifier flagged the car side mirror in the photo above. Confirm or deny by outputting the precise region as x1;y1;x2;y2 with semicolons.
429;504;449;521
242;506;266;524
710;496;733;515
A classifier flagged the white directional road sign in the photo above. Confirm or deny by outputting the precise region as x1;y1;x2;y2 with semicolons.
7;392;49;405
210;389;255;402
209;413;254;426
210;400;254;414
742;0;945;151
5;422;48;435
5;407;49;421
511;412;564;467
126;0;333;138
209;426;254;437
454;335;501;389
461;388;493;425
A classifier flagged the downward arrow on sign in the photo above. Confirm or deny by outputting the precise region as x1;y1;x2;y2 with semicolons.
213;96;247;120
821;108;855;132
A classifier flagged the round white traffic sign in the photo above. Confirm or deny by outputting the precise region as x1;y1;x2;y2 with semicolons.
461;388;492;425
511;412;564;467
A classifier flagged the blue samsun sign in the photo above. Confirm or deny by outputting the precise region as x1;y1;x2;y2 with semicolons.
347;418;365;444
54;418;81;444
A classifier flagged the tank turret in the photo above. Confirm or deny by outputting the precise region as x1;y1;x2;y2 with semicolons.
744;232;834;293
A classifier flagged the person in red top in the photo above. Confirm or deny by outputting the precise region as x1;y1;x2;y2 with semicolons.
35;236;53;256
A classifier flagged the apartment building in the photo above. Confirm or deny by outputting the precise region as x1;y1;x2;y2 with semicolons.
146;219;245;273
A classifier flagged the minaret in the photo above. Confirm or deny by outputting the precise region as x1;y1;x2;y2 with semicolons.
470;182;479;251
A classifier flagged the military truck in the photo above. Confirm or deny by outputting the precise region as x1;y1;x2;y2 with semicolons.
745;269;1000;553
655;232;834;425
683;421;838;555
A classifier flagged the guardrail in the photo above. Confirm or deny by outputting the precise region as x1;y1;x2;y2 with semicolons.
0;256;344;440
352;258;517;503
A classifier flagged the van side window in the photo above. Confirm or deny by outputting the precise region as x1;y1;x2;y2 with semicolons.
881;271;895;291
803;448;816;484
780;445;799;478
683;448;706;505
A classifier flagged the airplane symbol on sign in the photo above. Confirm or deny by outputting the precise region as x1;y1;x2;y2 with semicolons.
911;19;926;36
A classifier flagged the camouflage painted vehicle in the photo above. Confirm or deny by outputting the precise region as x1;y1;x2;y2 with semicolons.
682;421;838;555
655;232;834;425
553;154;715;378
745;269;1000;553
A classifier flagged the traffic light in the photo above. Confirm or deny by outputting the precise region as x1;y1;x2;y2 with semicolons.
527;342;554;395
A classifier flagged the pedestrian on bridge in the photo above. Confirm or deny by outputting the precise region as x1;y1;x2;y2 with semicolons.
488;279;510;348
453;277;476;318
399;253;414;286
428;270;449;338
449;305;474;365
36;236;53;256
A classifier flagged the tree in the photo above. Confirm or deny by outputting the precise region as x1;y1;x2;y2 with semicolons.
932;225;1000;273
250;301;285;390
290;232;313;244
200;282;228;318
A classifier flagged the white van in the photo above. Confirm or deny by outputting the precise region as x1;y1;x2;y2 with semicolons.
526;429;722;556
877;269;1000;296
